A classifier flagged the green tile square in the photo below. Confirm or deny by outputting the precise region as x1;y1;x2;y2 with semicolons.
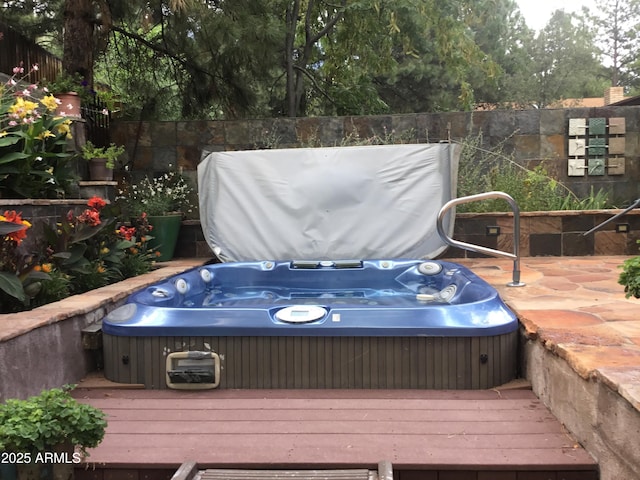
588;137;606;156
588;158;605;176
588;117;606;136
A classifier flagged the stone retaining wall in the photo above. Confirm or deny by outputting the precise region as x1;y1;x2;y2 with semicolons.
524;339;640;480
174;209;640;260
0;261;203;401
111;107;640;203
4;204;640;262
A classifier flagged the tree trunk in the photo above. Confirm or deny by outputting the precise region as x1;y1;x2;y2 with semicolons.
284;0;346;117
63;0;95;88
285;0;301;117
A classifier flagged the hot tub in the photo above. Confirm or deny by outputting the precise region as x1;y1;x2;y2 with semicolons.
102;144;520;389
102;259;518;389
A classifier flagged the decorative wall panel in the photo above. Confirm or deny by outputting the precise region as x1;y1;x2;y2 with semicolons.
567;116;626;176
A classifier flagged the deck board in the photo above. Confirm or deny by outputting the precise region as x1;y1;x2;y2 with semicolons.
73;388;597;474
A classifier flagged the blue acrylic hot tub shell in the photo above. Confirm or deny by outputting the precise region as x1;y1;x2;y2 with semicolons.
102;260;518;337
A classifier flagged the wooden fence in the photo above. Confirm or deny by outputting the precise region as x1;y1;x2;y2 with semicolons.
0;20;61;82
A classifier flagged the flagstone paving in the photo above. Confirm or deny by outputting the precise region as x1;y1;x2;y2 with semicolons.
455;255;640;411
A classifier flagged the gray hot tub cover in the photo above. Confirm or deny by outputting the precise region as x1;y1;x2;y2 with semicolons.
197;143;459;262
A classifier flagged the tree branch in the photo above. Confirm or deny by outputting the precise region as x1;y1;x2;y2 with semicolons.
293;64;335;105
109;24;210;79
307;0;347;45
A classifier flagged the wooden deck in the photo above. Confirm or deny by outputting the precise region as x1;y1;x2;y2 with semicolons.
72;386;598;480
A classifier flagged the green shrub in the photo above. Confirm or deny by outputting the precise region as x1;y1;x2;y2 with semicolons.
0;386;107;458
456;133;611;212
619;243;640;298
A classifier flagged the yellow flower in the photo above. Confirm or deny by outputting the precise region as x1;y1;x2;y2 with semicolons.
36;130;55;140
56;120;72;139
41;263;53;273
100;247;110;255
41;94;59;112
8;97;39;119
96;263;106;274
0;131;7;138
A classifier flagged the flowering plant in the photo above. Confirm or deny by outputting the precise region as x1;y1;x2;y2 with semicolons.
115;213;159;278
0;210;50;312
42;196;158;294
0;64;78;198
117;169;197;218
0;197;159;313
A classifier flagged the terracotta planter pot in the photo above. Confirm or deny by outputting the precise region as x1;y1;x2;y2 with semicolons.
88;158;113;181
54;92;81;118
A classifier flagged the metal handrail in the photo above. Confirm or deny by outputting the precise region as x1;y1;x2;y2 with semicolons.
437;191;525;287
582;197;640;236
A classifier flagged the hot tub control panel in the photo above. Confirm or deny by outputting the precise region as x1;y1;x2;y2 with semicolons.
165;351;220;390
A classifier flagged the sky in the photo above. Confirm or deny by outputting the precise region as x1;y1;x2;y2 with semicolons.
515;0;599;31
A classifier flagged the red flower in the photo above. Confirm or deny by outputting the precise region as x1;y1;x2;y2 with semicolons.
77;208;101;226
1;210;31;245
2;210;23;224
87;196;107;210
117;225;136;241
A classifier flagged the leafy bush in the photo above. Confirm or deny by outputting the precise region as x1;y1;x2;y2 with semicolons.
81;141;125;169
619;243;640;298
32;266;71;307
0;386;107;458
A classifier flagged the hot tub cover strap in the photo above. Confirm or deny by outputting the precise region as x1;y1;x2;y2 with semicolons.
198;143;459;262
